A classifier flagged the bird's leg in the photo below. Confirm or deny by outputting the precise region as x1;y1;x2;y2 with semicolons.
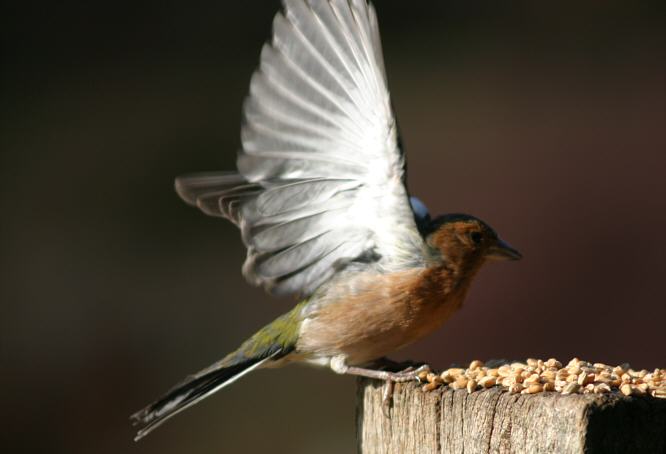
330;356;431;417
370;357;431;375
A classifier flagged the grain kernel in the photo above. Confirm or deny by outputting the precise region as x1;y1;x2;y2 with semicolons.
422;381;440;392
541;370;556;382
545;358;562;369
620;384;633;396
508;383;524;394
578;373;594;386
469;360;484;370
440;371;455;383
543;382;555;392
594;383;611;394
527;383;543;394
451;377;468;390
479;376;496;388
467;379;478;394
651;388;666;399
417;370;429;382
562;382;581;395
448;368;464;377
524;374;540;385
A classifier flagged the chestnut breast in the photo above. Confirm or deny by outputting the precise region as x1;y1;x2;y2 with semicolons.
297;265;473;366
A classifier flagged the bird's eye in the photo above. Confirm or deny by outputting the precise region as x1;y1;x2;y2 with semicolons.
470;231;482;245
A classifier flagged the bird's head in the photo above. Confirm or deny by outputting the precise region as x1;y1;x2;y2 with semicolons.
425;214;521;269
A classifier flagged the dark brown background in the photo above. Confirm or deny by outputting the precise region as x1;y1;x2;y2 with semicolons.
1;1;664;453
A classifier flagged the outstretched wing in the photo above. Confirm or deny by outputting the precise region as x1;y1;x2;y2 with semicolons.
177;0;426;297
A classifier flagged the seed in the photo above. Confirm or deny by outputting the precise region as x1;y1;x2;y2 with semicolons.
545;358;562;369
594;383;611;394
422;382;440;392
479;376;496;388
448;368;464;377
527;383;543;394
469;360;484;370
451;377;468;390
541;370;556;382
594;373;611;384
562;383;581;395
578;373;594;386
524;374;540;385
651;388;666;399
426;373;441;384
423;359;663;402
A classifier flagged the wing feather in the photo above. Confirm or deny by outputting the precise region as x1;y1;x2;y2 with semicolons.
176;1;426;297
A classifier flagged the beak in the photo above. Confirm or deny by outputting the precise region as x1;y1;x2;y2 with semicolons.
486;238;522;261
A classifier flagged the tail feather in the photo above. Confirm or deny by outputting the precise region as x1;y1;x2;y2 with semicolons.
130;352;279;441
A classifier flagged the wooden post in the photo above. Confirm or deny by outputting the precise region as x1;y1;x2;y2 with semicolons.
356;379;666;454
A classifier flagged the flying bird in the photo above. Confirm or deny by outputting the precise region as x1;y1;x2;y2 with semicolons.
131;0;521;440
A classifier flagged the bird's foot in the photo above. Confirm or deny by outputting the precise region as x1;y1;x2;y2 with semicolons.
331;357;431;417
379;364;432;417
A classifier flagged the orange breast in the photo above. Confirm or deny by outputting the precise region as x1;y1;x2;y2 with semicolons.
297;266;473;366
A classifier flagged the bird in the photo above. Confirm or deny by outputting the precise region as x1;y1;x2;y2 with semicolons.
131;0;521;441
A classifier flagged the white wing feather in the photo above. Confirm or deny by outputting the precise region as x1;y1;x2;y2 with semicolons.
178;0;427;297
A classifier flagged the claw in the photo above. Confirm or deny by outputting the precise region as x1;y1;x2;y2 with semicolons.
382;380;395;418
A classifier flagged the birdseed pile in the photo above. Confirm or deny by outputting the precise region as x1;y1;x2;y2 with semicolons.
417;358;665;398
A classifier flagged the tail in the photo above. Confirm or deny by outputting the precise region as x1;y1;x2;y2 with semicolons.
130;351;277;441
130;302;305;440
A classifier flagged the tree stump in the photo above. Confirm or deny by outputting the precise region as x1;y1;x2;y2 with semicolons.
356;378;666;454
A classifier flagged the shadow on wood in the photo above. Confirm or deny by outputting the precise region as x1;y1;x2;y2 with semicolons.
356;378;666;454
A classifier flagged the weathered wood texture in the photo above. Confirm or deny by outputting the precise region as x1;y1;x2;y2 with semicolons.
356;379;666;454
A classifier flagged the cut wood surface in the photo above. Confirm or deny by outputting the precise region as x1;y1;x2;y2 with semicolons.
356;378;666;454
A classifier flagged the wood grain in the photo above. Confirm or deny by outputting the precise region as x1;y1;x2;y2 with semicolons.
356;379;666;454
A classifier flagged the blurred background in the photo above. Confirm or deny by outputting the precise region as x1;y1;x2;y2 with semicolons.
1;0;664;453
